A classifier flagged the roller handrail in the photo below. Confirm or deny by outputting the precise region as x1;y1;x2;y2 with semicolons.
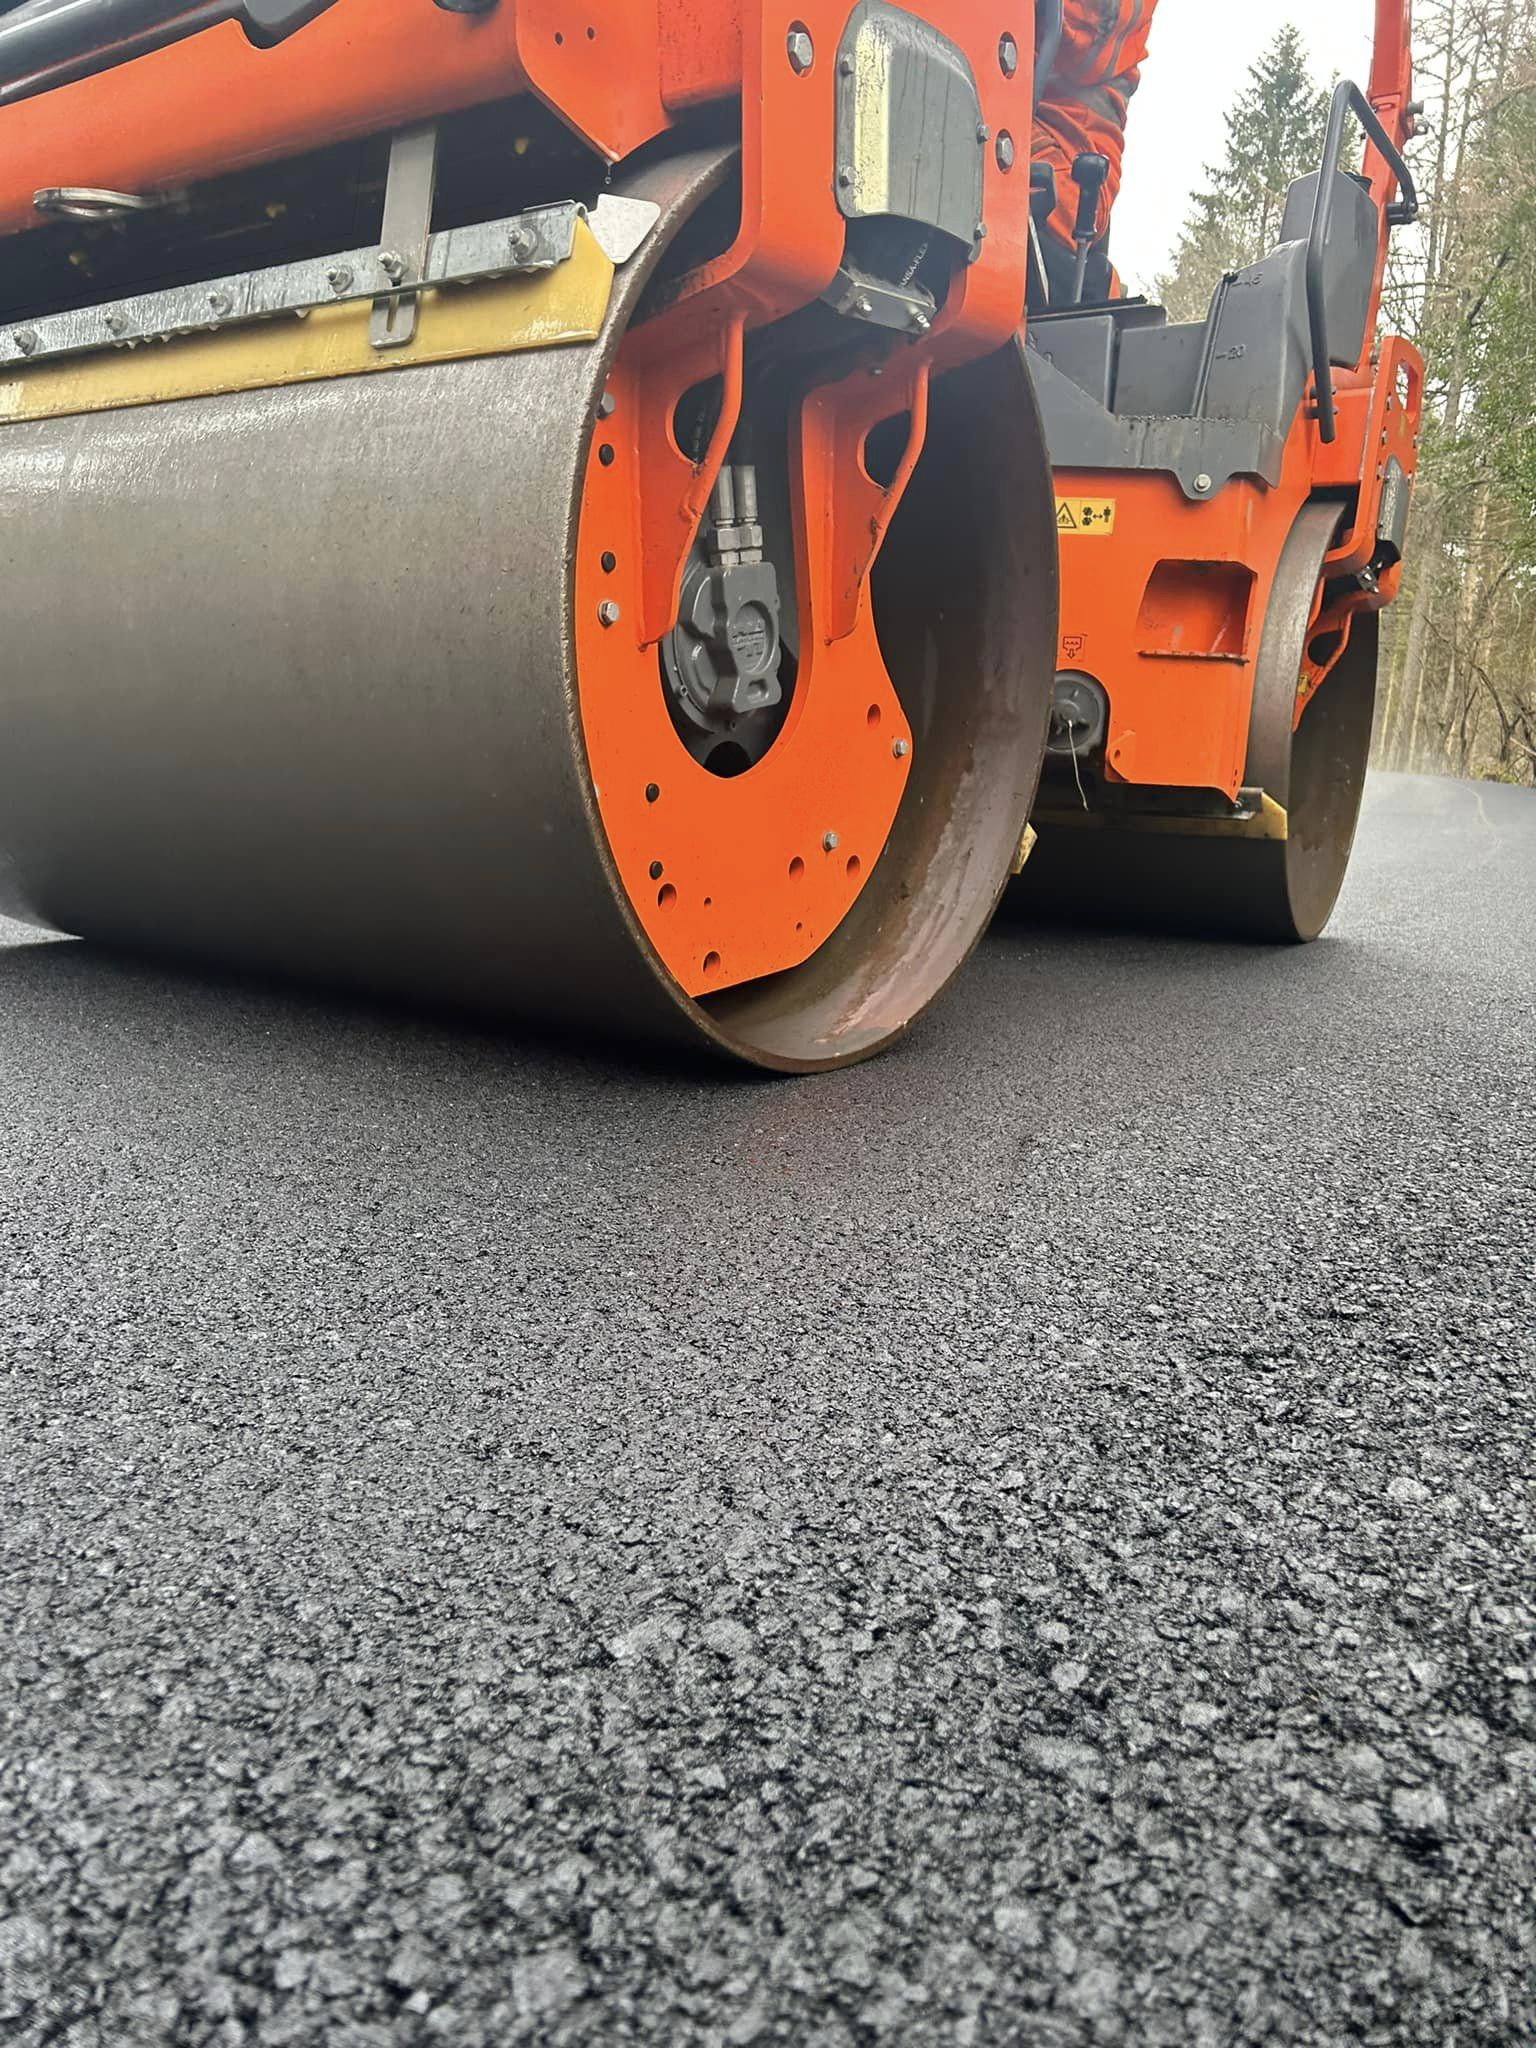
0;0;333;102
1306;77;1419;444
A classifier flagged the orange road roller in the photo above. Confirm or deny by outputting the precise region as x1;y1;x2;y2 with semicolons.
0;0;1421;1070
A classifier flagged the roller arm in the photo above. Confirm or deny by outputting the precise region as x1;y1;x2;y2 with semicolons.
1370;0;1415;129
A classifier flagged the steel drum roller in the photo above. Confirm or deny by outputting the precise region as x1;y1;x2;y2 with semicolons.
0;149;1058;1071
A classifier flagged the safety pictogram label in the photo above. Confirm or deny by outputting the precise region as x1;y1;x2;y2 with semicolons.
1055;497;1117;536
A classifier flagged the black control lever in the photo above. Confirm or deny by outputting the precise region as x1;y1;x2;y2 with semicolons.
0;0;338;105
1069;150;1110;306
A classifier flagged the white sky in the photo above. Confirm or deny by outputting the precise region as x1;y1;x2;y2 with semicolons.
1113;0;1379;291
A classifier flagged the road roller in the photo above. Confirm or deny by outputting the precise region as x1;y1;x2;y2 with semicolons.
1014;0;1422;943
0;0;1420;1072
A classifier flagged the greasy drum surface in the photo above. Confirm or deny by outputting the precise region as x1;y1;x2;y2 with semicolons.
0;775;1533;2045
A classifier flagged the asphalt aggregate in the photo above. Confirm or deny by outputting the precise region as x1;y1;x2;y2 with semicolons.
1;770;1533;2047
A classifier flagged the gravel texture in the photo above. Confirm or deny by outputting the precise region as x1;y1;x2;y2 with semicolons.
1;770;1532;2047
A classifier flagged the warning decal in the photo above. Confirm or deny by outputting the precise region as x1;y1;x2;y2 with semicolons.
1055;497;1117;536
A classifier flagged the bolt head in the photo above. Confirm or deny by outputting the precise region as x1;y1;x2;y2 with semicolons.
12;328;37;356
1192;472;1213;495
378;250;405;284
838;166;855;189
596;391;616;419
853;294;874;318
999;32;1020;77
909;308;932;332
326;265;353;295
208;290;232;317
786;27;814;74
995;130;1016;172
892;739;910;760
506;223;539;263
598;601;622;628
823;831;840;853
977;123;991;144
105;312;126;336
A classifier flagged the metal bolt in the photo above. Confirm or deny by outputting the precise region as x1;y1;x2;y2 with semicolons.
823;831;840;853
208;289;233;318
977;122;991;144
999;32;1020;77
995;130;1016;172
506;222;539;264
596;391;616;419
892;739;910;760
598;601;622;628
786;27;814;74
326;264;353;295
105;312;127;337
839;53;855;76
838;166;855;189
975;221;988;240
11;328;37;357
378;250;406;284
854;294;874;318
1192;472;1213;495
909;308;932;332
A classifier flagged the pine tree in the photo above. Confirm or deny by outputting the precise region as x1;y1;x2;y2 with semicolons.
1155;27;1334;323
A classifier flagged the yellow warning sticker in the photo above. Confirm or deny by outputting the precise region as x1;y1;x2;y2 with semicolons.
1056;496;1117;536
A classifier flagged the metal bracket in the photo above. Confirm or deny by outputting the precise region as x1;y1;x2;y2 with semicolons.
3;196;661;370
371;124;439;352
822;261;936;334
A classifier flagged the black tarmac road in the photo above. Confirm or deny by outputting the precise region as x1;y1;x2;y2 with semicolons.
1;772;1532;2048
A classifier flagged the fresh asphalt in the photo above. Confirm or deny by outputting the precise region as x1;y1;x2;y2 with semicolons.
1;771;1532;2047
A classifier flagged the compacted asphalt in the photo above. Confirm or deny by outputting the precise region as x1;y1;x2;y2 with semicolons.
1;770;1532;2046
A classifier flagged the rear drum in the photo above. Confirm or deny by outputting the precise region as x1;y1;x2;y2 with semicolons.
1011;503;1378;944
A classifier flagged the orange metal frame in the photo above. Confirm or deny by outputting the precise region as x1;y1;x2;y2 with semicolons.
1051;0;1423;801
0;0;742;235
0;0;1038;1000
571;1;1036;996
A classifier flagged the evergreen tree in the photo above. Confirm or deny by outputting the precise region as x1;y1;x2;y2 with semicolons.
1155;27;1334;322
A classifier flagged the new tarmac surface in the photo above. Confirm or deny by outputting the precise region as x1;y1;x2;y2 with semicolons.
1;771;1532;2047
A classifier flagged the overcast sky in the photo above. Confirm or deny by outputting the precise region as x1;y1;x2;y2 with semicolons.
1112;1;1380;290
